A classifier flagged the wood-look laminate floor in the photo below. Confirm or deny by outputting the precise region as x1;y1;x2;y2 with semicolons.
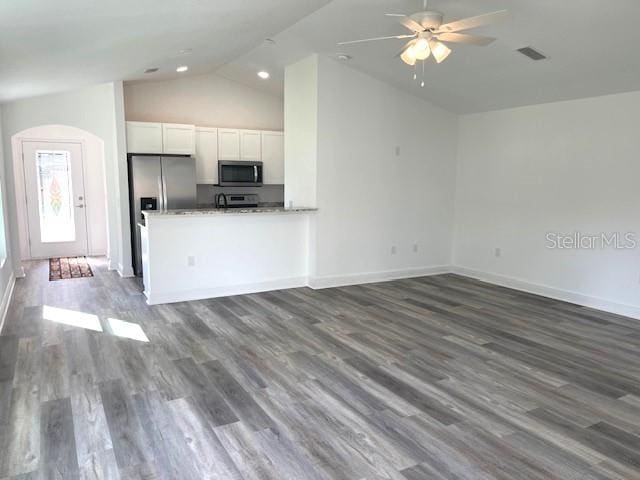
1;258;640;479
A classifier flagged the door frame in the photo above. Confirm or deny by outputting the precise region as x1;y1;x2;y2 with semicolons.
13;137;92;260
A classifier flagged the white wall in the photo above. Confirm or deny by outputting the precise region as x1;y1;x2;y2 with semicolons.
11;125;108;258
454;90;640;316
0;109;17;332
1;82;131;276
124;72;284;130
112;82;133;276
284;55;318;208
308;56;458;286
141;212;310;304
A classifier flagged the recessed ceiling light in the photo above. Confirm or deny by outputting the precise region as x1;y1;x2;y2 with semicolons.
336;53;352;61
264;38;276;45
257;71;270;79
144;67;159;74
176;66;188;73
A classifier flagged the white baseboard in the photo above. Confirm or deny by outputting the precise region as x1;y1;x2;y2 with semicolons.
450;265;640;320
117;263;135;278
0;274;16;334
308;265;451;290
144;276;308;305
15;266;26;278
115;257;640;320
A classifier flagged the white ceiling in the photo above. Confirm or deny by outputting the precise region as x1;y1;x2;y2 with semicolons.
217;0;640;113
4;0;640;113
0;0;330;102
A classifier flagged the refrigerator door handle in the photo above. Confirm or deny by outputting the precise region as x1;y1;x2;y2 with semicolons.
158;174;164;210
162;175;168;211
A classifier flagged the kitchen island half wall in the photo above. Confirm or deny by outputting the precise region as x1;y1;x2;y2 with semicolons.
140;208;316;304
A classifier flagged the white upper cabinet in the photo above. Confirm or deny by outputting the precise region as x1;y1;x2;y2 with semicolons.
194;128;218;184
240;130;262;161
126;121;195;154
218;129;241;160
261;131;284;185
162;123;195;155
126;122;163;154
126;123;283;185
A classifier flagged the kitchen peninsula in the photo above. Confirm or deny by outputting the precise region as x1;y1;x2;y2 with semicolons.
139;207;316;304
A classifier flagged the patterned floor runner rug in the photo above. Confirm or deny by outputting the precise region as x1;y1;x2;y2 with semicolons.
49;257;94;281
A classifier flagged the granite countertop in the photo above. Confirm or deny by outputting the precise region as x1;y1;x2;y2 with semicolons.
142;206;317;217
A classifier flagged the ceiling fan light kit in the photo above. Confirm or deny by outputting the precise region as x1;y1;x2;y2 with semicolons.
400;41;418;66
429;40;451;64
400;34;432;65
338;1;507;87
413;37;431;60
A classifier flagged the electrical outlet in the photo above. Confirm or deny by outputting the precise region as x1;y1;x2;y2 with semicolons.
187;255;196;266
391;245;397;255
413;243;419;253
494;248;501;258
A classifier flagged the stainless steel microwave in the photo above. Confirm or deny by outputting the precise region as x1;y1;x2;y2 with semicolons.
218;161;263;186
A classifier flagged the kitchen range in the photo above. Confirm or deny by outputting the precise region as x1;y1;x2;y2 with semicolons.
214;193;259;208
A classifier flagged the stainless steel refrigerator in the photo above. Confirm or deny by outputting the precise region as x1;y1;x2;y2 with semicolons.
128;154;197;276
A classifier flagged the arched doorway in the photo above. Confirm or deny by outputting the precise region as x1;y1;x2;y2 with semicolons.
11;125;109;260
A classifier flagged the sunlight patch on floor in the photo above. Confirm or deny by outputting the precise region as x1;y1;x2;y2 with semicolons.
42;305;149;342
42;305;103;332
106;317;149;342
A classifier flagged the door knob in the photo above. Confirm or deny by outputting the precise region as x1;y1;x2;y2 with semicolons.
75;204;84;208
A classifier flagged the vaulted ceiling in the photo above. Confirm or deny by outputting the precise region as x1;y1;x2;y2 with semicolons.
0;0;331;102
3;0;640;113
217;0;640;113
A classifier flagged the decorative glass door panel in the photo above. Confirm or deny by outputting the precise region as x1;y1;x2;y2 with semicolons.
36;150;76;243
22;141;88;258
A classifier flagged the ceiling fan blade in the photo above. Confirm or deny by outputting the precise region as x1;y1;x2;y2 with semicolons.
385;13;425;33
436;32;496;46
338;34;415;46
437;9;508;33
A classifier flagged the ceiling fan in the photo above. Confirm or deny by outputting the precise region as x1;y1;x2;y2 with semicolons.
338;0;508;79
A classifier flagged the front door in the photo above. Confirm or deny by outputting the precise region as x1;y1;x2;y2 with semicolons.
22;141;88;258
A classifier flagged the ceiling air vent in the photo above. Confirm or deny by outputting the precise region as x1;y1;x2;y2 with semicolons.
517;47;547;61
